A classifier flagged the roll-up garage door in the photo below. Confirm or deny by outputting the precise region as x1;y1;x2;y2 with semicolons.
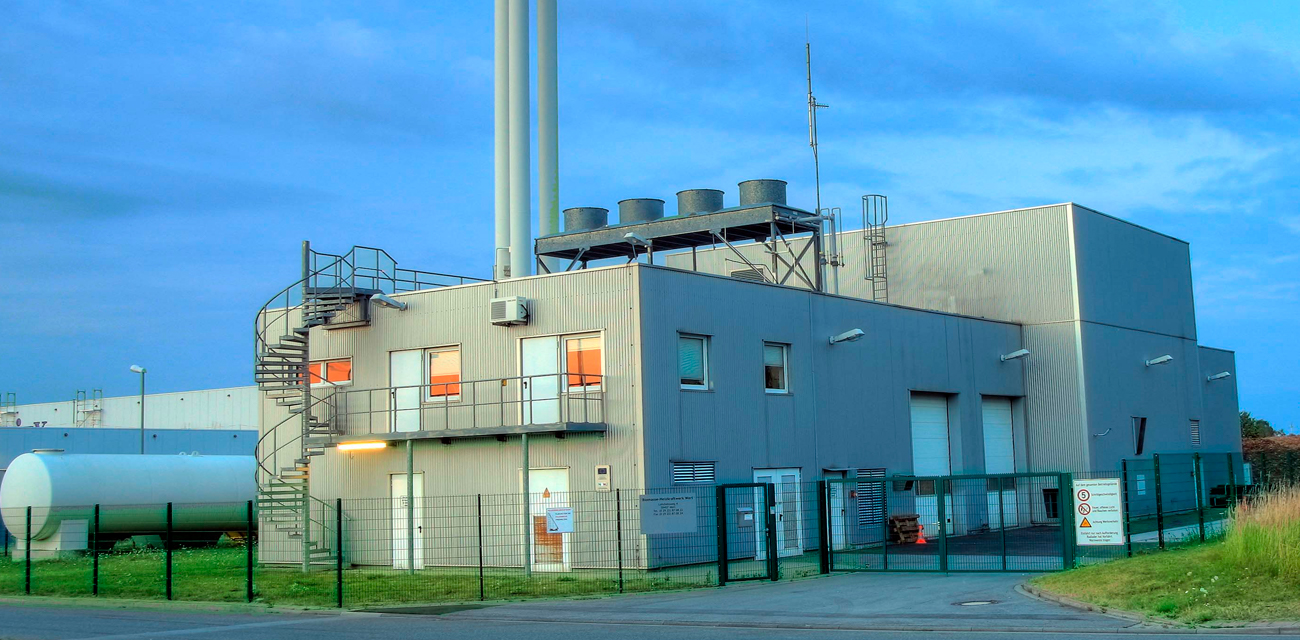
909;393;951;476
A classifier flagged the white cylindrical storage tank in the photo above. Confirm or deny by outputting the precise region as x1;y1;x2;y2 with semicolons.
0;451;256;541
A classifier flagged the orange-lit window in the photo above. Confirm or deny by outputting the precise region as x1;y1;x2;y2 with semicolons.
565;335;603;389
309;359;352;386
427;347;461;400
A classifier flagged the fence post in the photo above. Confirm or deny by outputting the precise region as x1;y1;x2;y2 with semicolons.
615;489;625;593
1152;455;1164;551
715;485;727;586
165;502;173;600
25;505;32;595
765;483;778;582
937;478;948;573
1121;460;1132;557
880;480;889;571
476;494;485;602
246;500;254;603
335;497;343;609
92;504;100;596
817;481;830;575
998;477;1007;572
1226;453;1237;512
1062;474;1076;569
1193;453;1205;543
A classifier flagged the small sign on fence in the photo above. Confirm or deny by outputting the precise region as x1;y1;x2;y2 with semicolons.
639;493;697;535
545;507;574;534
1073;478;1124;546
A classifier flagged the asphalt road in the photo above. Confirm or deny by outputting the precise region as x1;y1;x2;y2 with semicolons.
0;572;1289;640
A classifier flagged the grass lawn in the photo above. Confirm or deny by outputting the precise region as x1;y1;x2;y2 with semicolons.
1033;486;1300;625
0;545;715;608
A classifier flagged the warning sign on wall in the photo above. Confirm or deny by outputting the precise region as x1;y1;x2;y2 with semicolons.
1072;478;1124;546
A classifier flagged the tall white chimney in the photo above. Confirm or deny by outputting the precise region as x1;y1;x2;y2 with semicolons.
537;0;559;272
507;0;532;278
493;0;511;280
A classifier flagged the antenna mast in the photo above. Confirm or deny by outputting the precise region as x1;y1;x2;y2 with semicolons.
806;30;839;293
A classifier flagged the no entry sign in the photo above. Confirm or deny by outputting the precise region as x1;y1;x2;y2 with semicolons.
1072;478;1124;546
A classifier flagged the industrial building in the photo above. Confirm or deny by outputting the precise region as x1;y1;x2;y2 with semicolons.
253;185;1240;570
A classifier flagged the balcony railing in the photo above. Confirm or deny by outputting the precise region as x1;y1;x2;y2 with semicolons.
309;373;606;440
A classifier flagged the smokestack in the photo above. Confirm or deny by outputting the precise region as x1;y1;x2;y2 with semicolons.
508;0;531;278
493;0;511;279
537;0;559;271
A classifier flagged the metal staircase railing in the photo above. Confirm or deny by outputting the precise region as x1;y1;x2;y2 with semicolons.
254;242;492;571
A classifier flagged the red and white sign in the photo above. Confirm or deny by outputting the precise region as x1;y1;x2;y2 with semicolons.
1073;478;1124;546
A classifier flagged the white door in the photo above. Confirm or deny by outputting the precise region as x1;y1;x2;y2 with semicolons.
520;337;560;425
754;468;803;560
826;471;848;551
982;397;1019;529
390;349;423;433
391;473;425;569
528;468;570;572
910;393;954;536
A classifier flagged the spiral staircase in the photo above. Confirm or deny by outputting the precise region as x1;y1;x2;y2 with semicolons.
254;243;370;571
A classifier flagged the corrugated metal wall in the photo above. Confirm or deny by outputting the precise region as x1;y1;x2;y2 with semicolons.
5;386;258;431
1197;347;1240;454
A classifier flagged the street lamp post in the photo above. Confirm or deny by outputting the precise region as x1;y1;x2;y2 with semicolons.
130;365;146;454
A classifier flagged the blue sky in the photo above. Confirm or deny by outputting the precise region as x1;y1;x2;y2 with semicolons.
2;1;1297;431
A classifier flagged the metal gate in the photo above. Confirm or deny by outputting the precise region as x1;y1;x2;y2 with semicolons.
716;483;777;583
825;472;1068;572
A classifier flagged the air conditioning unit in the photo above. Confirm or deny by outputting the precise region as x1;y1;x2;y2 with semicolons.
490;296;529;326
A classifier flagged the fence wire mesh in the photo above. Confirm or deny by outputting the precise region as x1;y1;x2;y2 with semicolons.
0;450;1289;607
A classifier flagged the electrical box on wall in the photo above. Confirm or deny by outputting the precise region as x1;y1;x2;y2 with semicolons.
595;464;611;492
490;296;529;326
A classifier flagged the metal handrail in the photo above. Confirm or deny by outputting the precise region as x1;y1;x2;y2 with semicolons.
253;393;334;485
311;372;606;442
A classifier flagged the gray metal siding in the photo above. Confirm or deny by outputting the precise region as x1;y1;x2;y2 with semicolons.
6;386;258;430
1080;322;1208;470
636;266;1025;487
1197;347;1241;455
1021;323;1090;472
1070;204;1197;340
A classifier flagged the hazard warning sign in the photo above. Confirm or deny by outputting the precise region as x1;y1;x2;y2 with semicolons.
1072;478;1124;546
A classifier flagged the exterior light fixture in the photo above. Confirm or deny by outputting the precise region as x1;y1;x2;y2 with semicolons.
829;328;865;345
337;441;388;452
372;293;407;311
1000;349;1030;362
1145;355;1174;367
623;232;650;247
129;365;146;454
1207;371;1232;381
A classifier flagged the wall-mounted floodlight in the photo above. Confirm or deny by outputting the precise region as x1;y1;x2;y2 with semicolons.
129;365;146;374
623;232;650;248
1146;355;1174;367
1207;371;1232;381
337;441;388;452
1000;349;1030;362
829;328;865;345
372;293;407;311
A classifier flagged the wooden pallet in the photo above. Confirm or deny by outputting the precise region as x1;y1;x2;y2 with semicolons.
889;514;922;544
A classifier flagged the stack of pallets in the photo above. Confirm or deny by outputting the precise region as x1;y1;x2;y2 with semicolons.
889;514;922;544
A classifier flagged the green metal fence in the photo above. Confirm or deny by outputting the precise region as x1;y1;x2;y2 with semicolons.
0;449;1289;607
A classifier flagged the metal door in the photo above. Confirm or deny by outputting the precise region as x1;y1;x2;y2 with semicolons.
527;467;570;572
520;337;560;424
911;394;953;535
391;473;424;569
754;469;803;559
390;349;422;433
982;397;1019;528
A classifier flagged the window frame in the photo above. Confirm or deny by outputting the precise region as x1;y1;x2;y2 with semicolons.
308;357;353;388
762;342;790;394
424;344;462;403
563;333;604;392
1132;416;1148;456
678;333;711;391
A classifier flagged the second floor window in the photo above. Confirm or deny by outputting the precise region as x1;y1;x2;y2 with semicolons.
565;334;603;389
763;343;789;393
679;334;709;390
309;359;352;386
427;346;461;400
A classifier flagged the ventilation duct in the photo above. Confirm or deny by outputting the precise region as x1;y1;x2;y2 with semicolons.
738;179;787;206
618;198;665;224
676;189;725;216
563;207;609;232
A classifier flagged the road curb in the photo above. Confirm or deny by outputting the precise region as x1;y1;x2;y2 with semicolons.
1019;583;1300;635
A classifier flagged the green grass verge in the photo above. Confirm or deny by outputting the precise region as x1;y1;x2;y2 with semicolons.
0;545;715;608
